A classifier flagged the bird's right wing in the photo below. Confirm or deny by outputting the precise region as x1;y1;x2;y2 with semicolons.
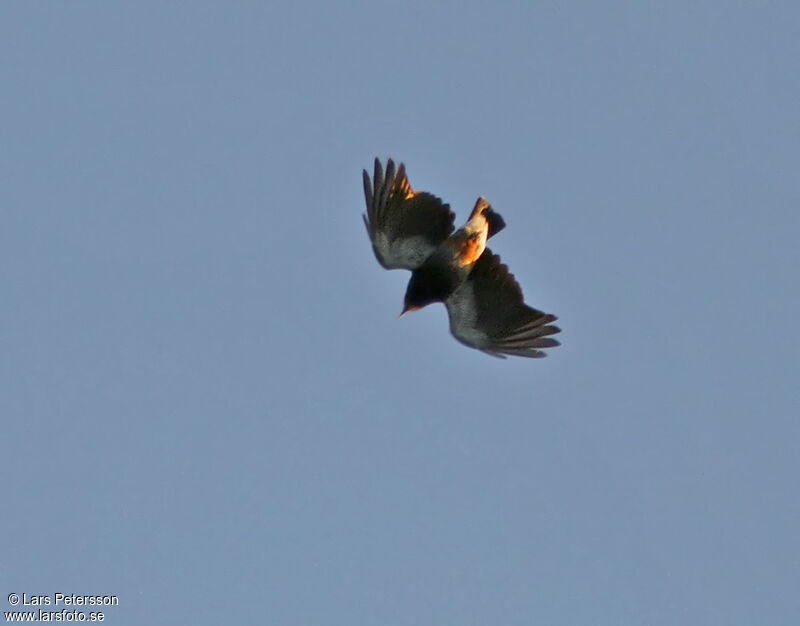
363;158;455;270
445;249;561;358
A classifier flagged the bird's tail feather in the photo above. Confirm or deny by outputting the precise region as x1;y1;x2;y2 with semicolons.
470;197;506;238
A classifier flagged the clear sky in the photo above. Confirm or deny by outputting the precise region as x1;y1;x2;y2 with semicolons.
2;2;798;624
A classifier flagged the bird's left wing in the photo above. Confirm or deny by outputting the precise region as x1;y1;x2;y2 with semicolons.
445;249;561;358
363;158;455;270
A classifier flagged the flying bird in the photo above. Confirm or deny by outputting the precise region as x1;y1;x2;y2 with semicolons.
362;157;561;358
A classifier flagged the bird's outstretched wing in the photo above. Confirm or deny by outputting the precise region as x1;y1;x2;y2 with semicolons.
363;158;455;270
445;249;561;358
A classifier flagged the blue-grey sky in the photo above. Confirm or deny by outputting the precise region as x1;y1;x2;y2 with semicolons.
2;2;798;624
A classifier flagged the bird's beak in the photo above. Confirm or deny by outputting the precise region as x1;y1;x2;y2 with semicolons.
399;305;418;318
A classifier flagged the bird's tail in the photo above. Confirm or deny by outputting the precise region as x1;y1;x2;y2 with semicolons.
469;197;506;239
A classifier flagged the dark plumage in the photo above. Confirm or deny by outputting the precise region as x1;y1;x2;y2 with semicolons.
362;158;560;358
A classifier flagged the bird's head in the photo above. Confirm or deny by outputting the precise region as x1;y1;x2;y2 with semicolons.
401;267;452;316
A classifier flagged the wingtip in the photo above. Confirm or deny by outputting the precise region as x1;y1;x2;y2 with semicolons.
363;169;373;210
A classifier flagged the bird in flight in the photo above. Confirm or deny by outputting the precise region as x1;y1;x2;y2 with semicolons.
362;157;560;358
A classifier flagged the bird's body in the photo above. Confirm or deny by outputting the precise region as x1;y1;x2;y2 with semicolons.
401;198;501;311
362;158;560;358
